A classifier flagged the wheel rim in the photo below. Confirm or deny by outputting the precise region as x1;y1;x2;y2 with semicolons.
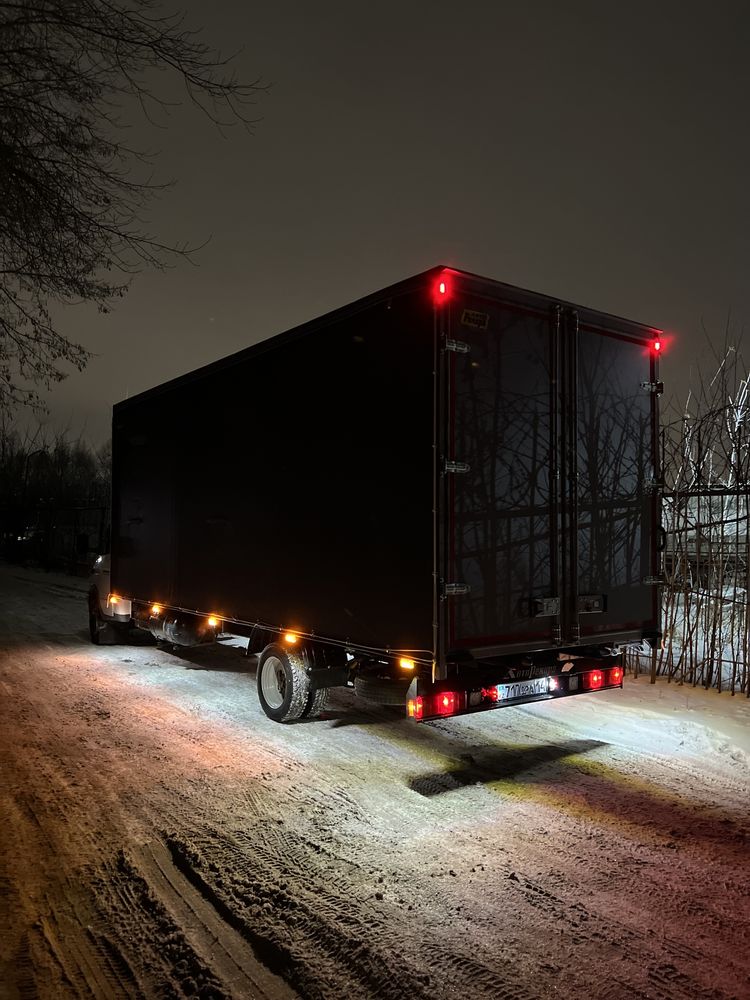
261;655;287;709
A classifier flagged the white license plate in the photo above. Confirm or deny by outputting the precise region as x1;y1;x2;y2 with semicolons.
496;677;549;700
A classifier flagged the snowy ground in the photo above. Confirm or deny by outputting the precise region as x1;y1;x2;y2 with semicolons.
0;563;748;1000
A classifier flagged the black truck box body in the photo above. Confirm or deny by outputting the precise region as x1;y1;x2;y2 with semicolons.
112;266;660;668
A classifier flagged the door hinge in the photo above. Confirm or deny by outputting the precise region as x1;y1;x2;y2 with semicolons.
642;575;664;586
640;381;664;395
444;460;471;475
534;597;560;617
443;582;471;597
445;338;470;354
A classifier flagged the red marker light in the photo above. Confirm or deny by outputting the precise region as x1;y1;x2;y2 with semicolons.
434;277;450;303
652;338;662;354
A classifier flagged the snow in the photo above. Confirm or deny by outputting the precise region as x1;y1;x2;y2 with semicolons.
0;562;748;1000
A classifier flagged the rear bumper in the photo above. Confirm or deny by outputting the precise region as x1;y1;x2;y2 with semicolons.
406;665;624;721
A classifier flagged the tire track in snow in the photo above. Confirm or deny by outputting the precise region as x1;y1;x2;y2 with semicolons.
165;826;541;1000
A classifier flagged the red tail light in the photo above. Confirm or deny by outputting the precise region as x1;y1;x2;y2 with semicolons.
409;691;464;719
585;670;604;690
435;691;458;716
610;666;623;684
433;691;466;715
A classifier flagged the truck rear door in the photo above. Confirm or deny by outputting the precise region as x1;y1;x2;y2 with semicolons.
440;278;659;663
574;314;659;643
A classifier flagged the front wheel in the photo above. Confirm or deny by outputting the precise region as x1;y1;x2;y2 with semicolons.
257;644;313;722
88;591;127;646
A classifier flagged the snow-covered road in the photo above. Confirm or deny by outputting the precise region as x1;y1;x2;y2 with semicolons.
1;563;748;1000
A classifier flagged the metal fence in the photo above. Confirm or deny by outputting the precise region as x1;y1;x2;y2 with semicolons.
625;358;750;695
651;488;750;695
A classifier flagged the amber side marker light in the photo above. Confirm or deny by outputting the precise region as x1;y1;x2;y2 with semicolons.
207;615;220;629
399;657;416;671
107;594;120;606
283;632;298;644
151;603;161;615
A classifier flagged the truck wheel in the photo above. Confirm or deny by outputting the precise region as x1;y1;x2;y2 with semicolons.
354;674;411;705
257;644;312;722
89;608;125;645
88;592;125;646
302;686;329;719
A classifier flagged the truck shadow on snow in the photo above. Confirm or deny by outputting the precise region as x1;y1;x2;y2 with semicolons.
394;727;750;853
145;638;255;673
406;739;607;796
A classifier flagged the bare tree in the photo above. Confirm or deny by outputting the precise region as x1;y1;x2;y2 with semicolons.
0;0;262;411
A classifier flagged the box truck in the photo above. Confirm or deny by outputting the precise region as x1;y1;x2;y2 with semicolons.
88;266;662;722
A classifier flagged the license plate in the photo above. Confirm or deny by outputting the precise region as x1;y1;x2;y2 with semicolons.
496;677;549;700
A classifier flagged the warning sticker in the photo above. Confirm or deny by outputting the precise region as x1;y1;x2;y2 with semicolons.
460;309;489;330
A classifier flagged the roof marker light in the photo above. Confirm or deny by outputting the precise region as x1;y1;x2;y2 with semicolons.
434;277;450;303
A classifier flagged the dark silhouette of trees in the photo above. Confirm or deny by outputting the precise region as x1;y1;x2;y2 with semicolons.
0;423;112;569
0;0;261;411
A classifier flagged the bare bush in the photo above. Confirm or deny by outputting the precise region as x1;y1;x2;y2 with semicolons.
635;343;750;695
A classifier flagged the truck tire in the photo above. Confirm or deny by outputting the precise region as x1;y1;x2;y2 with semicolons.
257;644;313;722
302;686;329;719
354;674;411;706
88;592;126;646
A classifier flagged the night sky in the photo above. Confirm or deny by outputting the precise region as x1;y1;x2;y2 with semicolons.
25;0;750;444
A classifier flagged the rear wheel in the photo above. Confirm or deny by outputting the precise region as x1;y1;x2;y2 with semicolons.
302;686;329;719
257;644;312;722
354;673;411;705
